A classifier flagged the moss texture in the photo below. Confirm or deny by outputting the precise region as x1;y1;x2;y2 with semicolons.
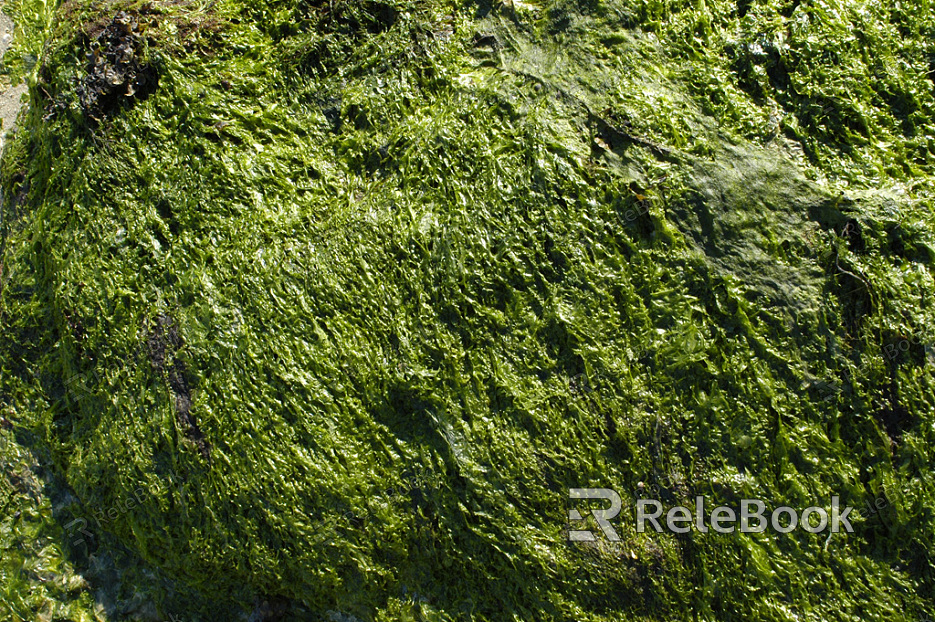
1;0;935;619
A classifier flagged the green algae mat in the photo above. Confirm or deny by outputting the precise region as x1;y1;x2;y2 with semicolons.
2;0;935;619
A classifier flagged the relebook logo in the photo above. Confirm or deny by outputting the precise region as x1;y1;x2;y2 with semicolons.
567;488;854;541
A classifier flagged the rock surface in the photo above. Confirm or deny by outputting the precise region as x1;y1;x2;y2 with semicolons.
0;12;26;153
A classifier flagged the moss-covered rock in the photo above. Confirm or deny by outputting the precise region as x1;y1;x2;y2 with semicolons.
1;0;934;619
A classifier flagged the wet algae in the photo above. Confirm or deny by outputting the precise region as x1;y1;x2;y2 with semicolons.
1;0;935;619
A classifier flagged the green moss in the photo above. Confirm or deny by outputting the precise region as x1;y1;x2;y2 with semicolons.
1;0;934;619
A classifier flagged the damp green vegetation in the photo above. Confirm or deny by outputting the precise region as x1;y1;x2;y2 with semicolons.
1;0;935;619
